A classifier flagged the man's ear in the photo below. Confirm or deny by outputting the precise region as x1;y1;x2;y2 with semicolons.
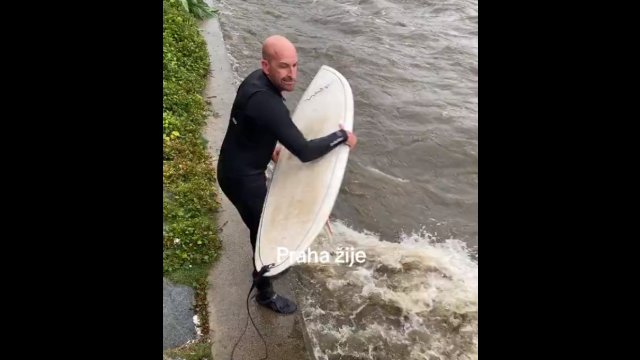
261;59;269;74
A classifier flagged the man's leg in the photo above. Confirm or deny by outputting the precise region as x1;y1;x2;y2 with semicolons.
240;174;276;299
218;174;296;314
217;174;253;235
242;174;297;314
218;174;271;288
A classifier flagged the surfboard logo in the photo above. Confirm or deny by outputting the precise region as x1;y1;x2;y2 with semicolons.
304;81;332;101
330;135;344;147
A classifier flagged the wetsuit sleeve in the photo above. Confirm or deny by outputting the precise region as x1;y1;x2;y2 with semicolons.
248;92;349;163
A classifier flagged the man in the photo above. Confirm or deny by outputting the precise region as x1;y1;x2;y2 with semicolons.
216;35;357;314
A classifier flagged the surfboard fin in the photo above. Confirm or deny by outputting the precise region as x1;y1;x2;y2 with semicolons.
324;219;334;240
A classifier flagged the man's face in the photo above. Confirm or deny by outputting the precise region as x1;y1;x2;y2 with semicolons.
262;50;298;92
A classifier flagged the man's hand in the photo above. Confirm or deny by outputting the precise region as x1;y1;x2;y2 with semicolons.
272;146;282;163
340;124;358;149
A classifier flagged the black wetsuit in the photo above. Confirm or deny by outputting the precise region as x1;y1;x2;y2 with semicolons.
217;69;348;297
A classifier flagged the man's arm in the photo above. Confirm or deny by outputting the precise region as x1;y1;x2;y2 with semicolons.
249;92;349;163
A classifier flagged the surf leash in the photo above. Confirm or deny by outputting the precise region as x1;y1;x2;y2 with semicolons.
230;263;274;360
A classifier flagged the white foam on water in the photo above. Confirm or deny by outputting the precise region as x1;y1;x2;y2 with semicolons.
299;220;477;360
326;278;350;291
365;165;411;183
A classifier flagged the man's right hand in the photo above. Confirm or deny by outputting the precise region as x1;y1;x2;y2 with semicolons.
272;146;282;163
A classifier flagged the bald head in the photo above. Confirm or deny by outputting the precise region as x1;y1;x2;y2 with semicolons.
261;35;298;92
262;35;296;62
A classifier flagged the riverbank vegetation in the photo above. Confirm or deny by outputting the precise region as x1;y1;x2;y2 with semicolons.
163;0;220;357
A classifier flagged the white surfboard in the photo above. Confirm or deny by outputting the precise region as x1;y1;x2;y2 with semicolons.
255;65;354;277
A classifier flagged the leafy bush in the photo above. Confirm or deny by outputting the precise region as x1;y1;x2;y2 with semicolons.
163;0;220;276
178;0;218;20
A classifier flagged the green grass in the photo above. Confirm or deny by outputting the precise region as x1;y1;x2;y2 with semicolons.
163;0;220;355
166;262;212;287
164;341;212;360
